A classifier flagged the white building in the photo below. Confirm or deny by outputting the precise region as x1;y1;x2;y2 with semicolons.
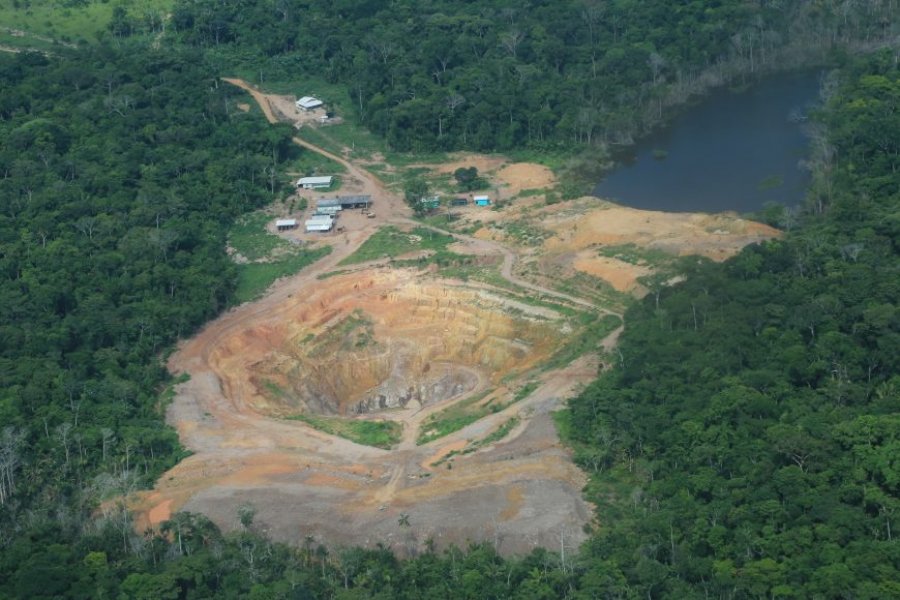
275;219;297;231
315;205;341;216
296;176;334;189
305;214;333;233
296;96;324;111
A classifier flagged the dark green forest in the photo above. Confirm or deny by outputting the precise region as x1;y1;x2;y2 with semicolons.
0;1;898;598
563;52;900;597
0;46;296;516
148;0;896;152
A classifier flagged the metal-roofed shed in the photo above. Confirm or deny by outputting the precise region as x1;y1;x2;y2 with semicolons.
297;176;334;189
296;96;324;111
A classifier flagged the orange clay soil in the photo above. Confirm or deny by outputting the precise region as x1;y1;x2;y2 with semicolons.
130;80;778;556
461;197;779;296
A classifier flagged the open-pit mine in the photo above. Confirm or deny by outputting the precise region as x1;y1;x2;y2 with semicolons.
237;276;564;418
132;80;780;556
140;267;597;555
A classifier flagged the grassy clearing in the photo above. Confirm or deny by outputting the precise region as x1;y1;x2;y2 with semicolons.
235;250;330;303
283;146;347;179
505;147;579;172
228;211;331;303
229;212;284;261
287;414;401;449
339;226;454;265
0;0;171;44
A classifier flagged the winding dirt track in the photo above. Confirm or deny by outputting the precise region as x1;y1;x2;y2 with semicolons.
134;79;614;555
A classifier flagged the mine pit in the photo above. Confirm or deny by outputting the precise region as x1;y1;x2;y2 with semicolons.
212;271;566;420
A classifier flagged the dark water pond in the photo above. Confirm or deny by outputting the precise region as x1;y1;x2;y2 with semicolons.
594;71;822;213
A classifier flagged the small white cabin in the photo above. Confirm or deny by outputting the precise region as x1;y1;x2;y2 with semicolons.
296;96;324;111
305;214;333;233
296;176;334;189
275;219;297;231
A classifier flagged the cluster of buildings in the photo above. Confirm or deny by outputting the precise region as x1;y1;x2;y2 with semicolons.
297;195;373;233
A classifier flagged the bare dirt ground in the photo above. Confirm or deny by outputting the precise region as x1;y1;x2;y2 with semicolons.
131;79;778;556
408;153;556;201
453;196;779;297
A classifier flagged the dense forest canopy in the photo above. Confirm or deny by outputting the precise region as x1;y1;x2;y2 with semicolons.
0;46;295;514
147;0;899;152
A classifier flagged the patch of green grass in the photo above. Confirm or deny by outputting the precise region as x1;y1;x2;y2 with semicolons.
597;243;674;267
515;188;549;199
544;313;622;371
417;389;494;445
261;379;289;399
235;248;330;303
339;226;455;265
417;379;540;446
417;213;460;229
0;0;171;44
435;415;522;466
418;413;482;446
553;271;631;311
488;220;548;247
229;212;284;261
283;147;346;180
316;269;349;280
286;414;401;449
505;147;577;172
512;380;539;403
159;373;190;410
477;416;520;447
228;210;331;303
